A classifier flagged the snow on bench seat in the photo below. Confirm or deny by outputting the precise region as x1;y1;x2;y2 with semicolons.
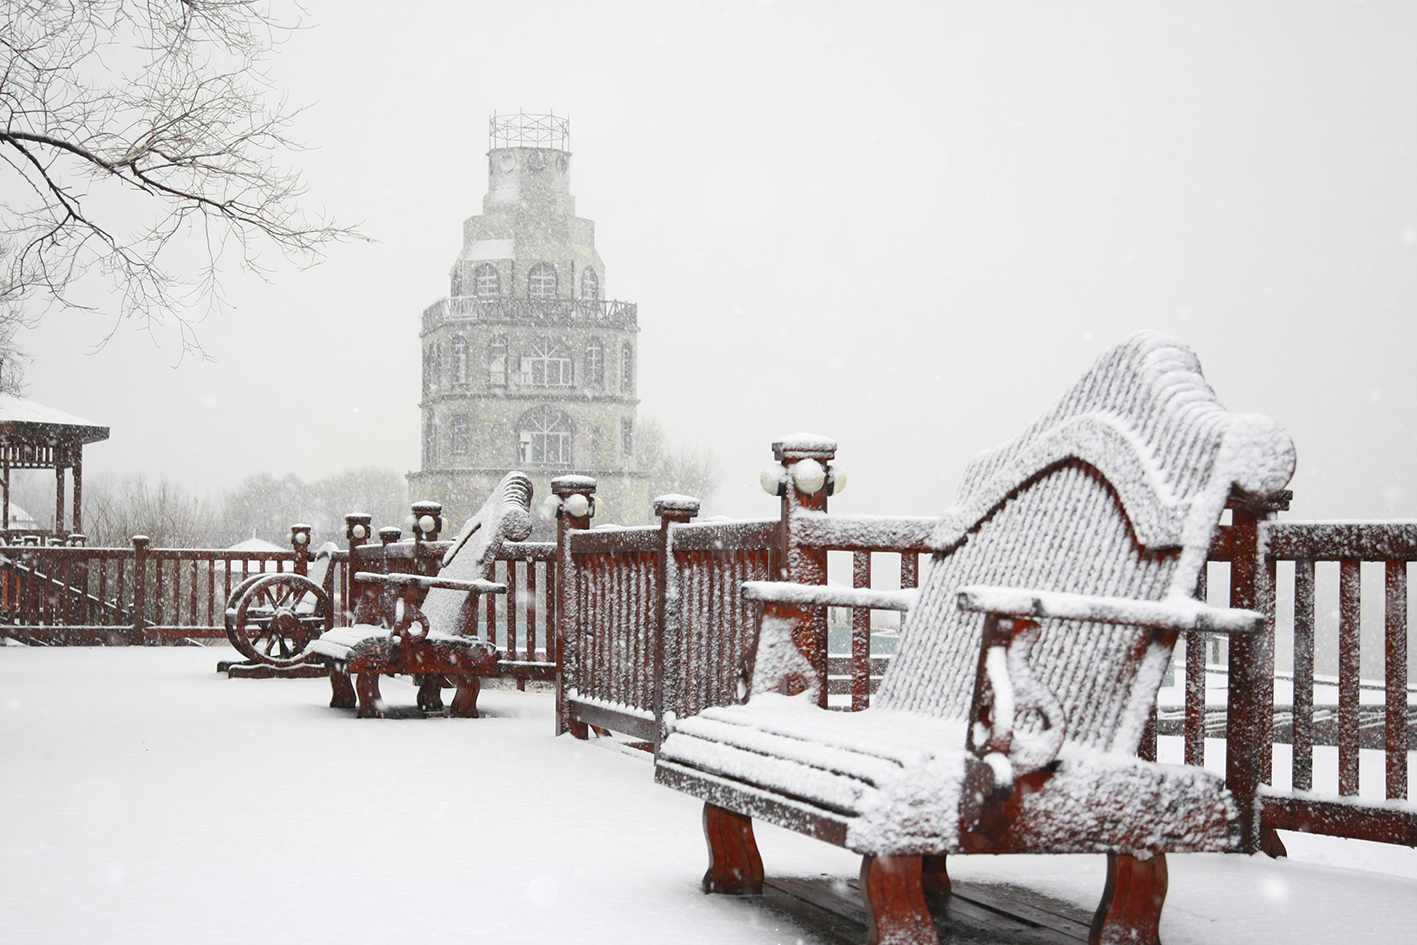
660;693;1235;856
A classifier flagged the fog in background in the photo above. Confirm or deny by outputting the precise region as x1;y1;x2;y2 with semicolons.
15;1;1417;532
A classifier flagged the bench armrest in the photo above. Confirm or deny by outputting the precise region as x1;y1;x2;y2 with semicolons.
956;585;1261;634
741;581;918;612
353;571;507;595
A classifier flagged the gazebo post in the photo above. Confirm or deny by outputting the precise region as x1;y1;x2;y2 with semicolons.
54;452;67;537
72;452;82;535
3;457;9;533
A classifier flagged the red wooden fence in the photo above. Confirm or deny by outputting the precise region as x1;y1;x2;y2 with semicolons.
0;537;346;644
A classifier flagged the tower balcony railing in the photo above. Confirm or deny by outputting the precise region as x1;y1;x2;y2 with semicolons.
423;297;638;332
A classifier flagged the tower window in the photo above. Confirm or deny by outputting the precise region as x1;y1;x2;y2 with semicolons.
518;406;573;466
424;416;438;469
451;335;468;387
488;336;508;387
474;263;500;298
450;414;469;455
581;268;600;300
621;342;634;393
451;265;465;297
521;338;573;387
585;339;604;388
622;417;634;458
423;343;442;395
528;263;558;299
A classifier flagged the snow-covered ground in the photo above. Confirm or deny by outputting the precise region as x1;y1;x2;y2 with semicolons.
4;647;1417;944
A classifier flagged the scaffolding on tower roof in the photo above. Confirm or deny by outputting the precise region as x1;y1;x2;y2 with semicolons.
489;110;570;150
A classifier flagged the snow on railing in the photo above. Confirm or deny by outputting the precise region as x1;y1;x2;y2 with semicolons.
0;537;343;643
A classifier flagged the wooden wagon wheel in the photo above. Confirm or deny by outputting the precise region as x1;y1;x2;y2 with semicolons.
224;572;329;666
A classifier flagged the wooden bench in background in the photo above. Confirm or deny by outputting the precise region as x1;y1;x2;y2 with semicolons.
309;472;534;718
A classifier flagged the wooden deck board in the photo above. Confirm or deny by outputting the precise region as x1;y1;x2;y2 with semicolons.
760;875;1091;945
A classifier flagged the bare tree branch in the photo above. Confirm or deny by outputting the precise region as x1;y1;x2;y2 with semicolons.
0;0;364;360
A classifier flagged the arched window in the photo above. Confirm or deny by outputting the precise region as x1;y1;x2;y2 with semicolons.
520;337;573;387
488;336;507;387
528;263;557;299
474;263;500;298
584;339;604;388
581;268;600;300
424;416;438;469
621;342;634;393
450;414;469;455
423;343;442;395
451;335;468;387
518;407;573;465
450;265;465;298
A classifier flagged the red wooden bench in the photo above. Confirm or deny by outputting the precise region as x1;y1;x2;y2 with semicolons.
653;332;1297;945
309;472;533;718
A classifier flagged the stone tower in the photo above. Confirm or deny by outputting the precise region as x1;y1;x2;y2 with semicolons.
409;112;648;527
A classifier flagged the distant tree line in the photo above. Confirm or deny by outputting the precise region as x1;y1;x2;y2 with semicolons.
9;467;408;548
6;425;721;548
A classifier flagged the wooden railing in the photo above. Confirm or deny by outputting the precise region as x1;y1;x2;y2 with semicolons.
0;537;346;643
1245;520;1417;848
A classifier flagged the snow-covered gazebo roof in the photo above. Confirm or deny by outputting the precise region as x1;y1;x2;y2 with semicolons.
0;393;110;448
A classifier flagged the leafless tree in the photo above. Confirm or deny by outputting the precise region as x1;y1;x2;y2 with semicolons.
636;418;722;511
215;466;405;545
0;1;361;356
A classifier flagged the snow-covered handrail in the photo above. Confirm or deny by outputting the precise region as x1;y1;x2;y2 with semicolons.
788;510;935;552
956;585;1262;634
742;580;918;612
352;571;507;595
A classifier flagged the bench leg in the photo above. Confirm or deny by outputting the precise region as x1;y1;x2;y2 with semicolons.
860;855;938;945
355;673;385;719
701;803;763;895
416;675;445;713
329;662;356;709
1090;851;1167;945
921;853;951;896
449;676;482;718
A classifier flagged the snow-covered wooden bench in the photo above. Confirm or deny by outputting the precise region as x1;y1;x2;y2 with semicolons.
310;472;533;718
654;332;1297;945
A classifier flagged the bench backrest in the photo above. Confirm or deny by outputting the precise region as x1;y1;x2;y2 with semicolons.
418;471;534;634
875;331;1295;755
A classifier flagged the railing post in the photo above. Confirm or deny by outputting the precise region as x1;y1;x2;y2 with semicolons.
131;535;149;646
653;494;700;755
289;524;312;577
768;434;838;708
343;514;372;627
1225;494;1285;855
409;501;444;577
552;475;596;738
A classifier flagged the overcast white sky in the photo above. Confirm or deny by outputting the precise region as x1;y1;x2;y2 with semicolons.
16;1;1417;524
